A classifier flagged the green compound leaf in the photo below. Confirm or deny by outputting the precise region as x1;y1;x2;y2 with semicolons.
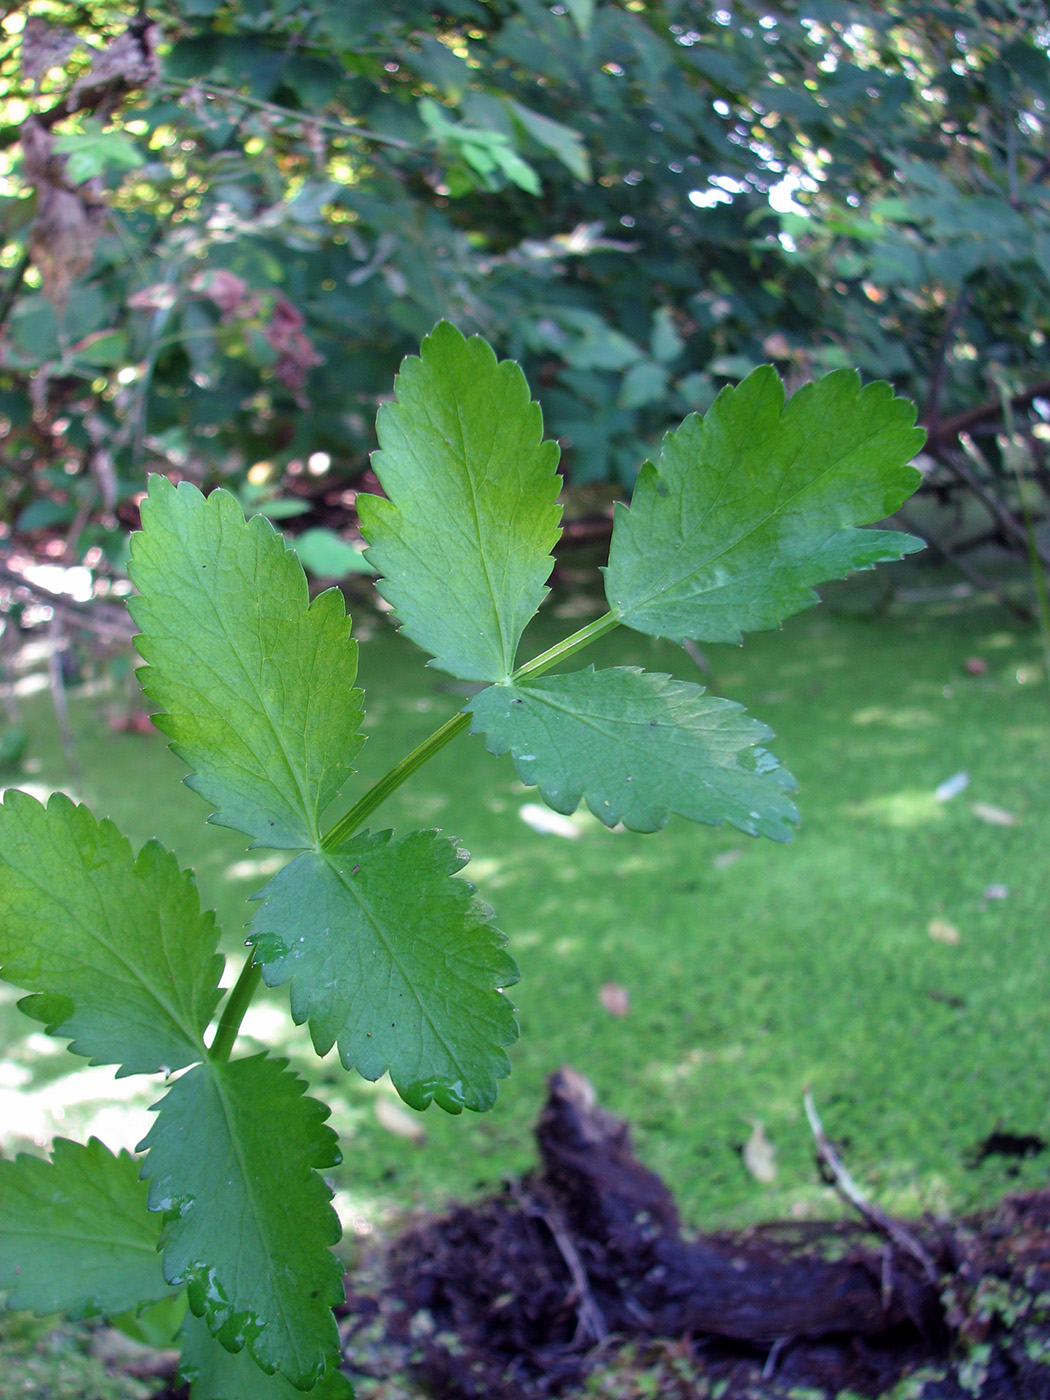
129;476;364;849
248;829;519;1113
138;1055;343;1390
0;1138;171;1319
467;667;798;839
604;367;925;644
359;321;563;683
0;790;222;1075
177;1313;353;1400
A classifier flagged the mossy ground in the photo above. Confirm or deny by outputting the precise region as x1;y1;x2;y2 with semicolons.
1;560;1048;1260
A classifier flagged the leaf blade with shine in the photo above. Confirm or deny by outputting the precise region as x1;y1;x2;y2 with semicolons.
177;1313;353;1400
248;829;519;1112
129;476;364;848
0;790;222;1075
138;1054;343;1390
358;322;562;682
604;366;924;643
0;1138;170;1319
467;667;798;839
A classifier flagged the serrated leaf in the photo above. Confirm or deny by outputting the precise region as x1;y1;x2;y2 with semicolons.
604;367;925;643
359;322;562;682
138;1055;342;1389
467;667;798;839
0;1138;170;1319
0;790;222;1075
248;829;519;1113
178;1313;353;1400
129;477;364;849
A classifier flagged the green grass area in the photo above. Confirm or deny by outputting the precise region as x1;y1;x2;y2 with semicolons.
2;565;1048;1248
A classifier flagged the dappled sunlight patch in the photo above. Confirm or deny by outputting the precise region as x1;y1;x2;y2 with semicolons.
223;852;288;883
0;1062;161;1155
851;704;938;728
844;788;944;827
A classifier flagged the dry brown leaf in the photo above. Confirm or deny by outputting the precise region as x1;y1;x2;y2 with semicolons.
374;1096;427;1144
742;1119;777;1183
971;802;1018;827
928;918;961;946
599;982;630;1017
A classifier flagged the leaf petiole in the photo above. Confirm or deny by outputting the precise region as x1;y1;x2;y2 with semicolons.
208;954;263;1063
213;611;623;1054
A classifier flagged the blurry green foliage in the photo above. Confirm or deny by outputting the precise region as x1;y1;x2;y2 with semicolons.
0;0;1049;568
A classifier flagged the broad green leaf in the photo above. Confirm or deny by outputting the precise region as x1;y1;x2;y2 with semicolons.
0;1138;170;1319
248;829;518;1112
0;790;222;1075
178;1313;353;1400
604;367;925;644
138;1054;342;1389
506;100;591;182
359;322;562;682
129;476;365;848
467;667;798;839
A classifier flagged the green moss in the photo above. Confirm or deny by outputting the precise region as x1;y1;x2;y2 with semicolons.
2;572;1049;1237
0;1313;152;1400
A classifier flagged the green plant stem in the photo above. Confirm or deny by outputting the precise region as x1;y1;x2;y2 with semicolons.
209;954;263;1063
216;609;623;1051
322;611;621;849
510;610;621;681
322;710;472;850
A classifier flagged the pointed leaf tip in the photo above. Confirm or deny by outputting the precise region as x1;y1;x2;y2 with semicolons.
468;666;798;839
129;476;365;848
249;827;519;1113
604;366;925;644
359;323;563;682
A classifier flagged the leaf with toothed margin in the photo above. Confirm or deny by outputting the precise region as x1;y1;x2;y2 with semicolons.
247;829;519;1113
466;666;799;839
128;476;364;849
604;366;925;645
0;790;222;1076
138;1054;343;1390
358;321;563;683
0;1138;172;1320
176;1313;353;1400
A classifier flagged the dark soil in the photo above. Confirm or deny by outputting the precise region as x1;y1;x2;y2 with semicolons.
339;1069;1050;1400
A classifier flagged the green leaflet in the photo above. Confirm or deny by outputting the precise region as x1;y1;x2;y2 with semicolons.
359;321;563;682
129;477;365;848
467;667;798;839
138;1054;343;1390
177;1314;353;1400
0;1138;171;1319
604;367;925;644
248;829;519;1113
0;790;222;1075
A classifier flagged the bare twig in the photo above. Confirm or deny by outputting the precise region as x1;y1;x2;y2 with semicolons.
46;614;80;781
897;511;1034;623
511;1181;608;1345
803;1090;939;1287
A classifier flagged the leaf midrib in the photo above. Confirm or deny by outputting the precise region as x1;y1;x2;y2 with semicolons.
620;406;897;618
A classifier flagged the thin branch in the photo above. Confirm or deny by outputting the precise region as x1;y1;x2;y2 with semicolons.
0;249;29;336
922;290;969;436
160;77;412;150
803;1090;939;1286
926;440;1050;568
928;378;1050;444
897;510;1034;623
